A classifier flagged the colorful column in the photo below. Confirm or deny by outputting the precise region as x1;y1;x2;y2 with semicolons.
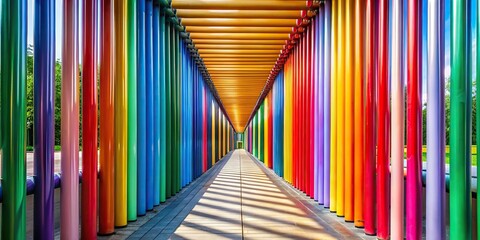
99;0;115;234
82;0;99;238
114;0;128;227
61;0;80;237
33;0;55;237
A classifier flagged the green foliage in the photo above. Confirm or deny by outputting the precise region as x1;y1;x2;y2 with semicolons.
421;78;477;145
26;55;69;147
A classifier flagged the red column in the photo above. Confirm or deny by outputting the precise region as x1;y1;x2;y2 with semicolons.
82;0;98;238
364;0;377;235
406;0;423;238
377;0;390;238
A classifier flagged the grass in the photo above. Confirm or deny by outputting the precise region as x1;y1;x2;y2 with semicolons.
26;145;62;152
404;151;478;166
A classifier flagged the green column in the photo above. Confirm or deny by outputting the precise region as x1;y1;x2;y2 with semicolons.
127;0;137;221
450;0;471;238
259;104;264;162
1;0;27;238
165;20;172;198
253;115;257;156
159;10;166;203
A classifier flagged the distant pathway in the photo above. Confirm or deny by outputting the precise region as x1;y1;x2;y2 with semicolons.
164;150;367;240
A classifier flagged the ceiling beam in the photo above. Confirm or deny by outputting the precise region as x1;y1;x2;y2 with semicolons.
190;32;289;40
176;9;302;19
182;18;297;27
199;49;280;54
186;26;292;33
196;44;283;50
200;53;280;58
193;39;286;45
204;61;276;65
171;0;308;11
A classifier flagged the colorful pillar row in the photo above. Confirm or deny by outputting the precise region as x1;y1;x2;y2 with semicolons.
0;1;235;238
244;0;456;239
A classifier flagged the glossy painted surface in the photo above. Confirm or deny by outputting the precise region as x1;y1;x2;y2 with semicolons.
450;0;472;238
114;0;128;227
152;4;161;206
323;1;332;208
377;0;389;238
99;0;115;234
353;0;364;228
406;0;422;238
61;0;80;237
330;0;337;213
364;0;377;234
137;0;147;216
391;0;404;238
82;0;98;238
1;0;27;238
426;0;446;239
336;0;345;217
127;0;138;221
344;0;354;221
145;0;154;211
33;0;55;237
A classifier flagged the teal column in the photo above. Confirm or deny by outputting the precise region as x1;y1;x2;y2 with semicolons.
127;0;138;221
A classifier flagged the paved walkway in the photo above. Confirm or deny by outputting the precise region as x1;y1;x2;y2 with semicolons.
127;149;370;240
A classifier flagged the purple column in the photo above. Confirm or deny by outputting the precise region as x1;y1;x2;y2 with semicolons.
323;0;332;208
313;13;319;201
34;0;55;238
318;5;325;205
426;0;446;239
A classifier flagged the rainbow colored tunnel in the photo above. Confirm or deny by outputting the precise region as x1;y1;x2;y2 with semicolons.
0;0;477;239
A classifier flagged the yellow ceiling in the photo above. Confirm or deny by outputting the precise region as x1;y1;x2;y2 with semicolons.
172;0;310;132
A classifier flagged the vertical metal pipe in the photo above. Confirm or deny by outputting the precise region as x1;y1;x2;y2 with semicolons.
323;0;332;208
284;57;292;183
308;23;314;197
313;13;320;201
33;0;55;237
353;0;365;228
317;8;325;205
0;0;27;238
344;0;354;221
426;0;446;239
99;0;115;234
175;29;181;192
203;86;207;173
330;0;337;212
450;0;471;238
127;0;138;221
165;19;172;199
377;0;389;238
406;0;422;238
364;0;377;234
114;0;128;227
82;0;98;237
136;0;146;216
61;0;80;237
336;0;345;217
160;9;167;203
391;0;404;237
264;96;269;167
145;0;154;211
152;3;161;206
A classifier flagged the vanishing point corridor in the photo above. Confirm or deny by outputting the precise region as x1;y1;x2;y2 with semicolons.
125;150;366;239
